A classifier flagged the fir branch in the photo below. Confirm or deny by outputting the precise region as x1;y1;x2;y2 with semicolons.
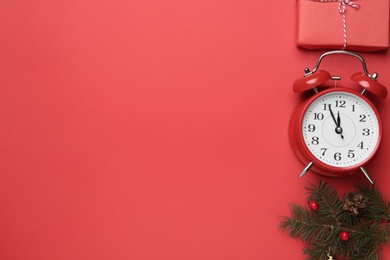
280;204;335;243
306;180;346;226
279;181;390;259
357;184;390;222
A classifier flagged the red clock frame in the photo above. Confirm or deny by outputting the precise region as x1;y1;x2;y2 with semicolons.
289;87;383;177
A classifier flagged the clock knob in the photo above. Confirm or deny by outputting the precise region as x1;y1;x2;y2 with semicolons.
293;70;331;93
351;72;387;99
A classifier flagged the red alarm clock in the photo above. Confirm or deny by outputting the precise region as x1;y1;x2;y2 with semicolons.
289;51;387;183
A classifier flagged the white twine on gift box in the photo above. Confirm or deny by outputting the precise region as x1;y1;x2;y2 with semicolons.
317;0;360;49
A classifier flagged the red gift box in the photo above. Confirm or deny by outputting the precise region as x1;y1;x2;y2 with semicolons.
297;0;390;52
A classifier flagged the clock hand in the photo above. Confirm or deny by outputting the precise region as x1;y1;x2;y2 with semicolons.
328;104;338;126
336;111;344;139
328;105;344;139
337;110;341;127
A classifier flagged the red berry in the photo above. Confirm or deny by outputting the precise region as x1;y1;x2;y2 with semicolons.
339;231;350;241
309;201;319;211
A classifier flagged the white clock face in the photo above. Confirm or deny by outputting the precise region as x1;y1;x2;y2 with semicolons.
302;91;380;168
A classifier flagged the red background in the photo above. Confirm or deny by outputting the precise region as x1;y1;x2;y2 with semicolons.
1;1;389;259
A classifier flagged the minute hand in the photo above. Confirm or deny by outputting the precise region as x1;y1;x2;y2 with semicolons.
328;104;338;126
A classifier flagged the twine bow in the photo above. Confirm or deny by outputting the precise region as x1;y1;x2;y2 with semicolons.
316;0;360;49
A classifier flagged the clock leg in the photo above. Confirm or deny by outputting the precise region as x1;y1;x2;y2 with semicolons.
299;162;314;178
360;167;375;184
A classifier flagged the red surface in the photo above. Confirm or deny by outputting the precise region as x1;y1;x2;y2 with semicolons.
1;1;389;259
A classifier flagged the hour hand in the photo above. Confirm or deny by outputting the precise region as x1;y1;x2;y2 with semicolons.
337;110;341;127
329;105;344;139
336;111;344;139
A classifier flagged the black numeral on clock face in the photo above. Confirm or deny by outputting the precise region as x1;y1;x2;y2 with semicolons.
335;100;346;108
323;104;328;111
334;152;342;161
314;113;324;120
311;136;319;145
362;128;370;136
